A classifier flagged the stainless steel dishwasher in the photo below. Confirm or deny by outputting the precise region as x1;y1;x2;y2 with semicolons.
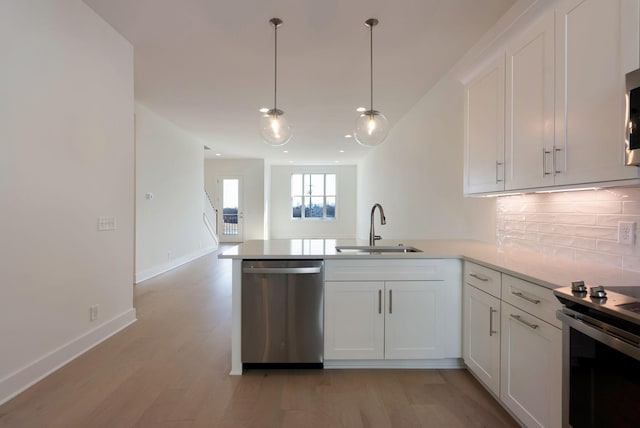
241;259;324;367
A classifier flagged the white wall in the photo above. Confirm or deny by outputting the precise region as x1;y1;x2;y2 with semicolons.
270;165;358;239
204;159;265;241
135;103;216;282
0;0;135;404
357;76;496;242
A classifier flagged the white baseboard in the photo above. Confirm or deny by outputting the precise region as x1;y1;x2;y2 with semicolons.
135;244;218;284
323;358;464;369
0;308;137;406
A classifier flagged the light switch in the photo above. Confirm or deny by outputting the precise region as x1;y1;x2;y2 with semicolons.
98;216;116;231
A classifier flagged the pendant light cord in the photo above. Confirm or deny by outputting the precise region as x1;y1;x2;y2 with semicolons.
274;21;278;113
370;22;373;112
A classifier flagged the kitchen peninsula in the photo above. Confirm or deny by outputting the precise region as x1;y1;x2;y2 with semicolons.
221;238;640;428
220;238;640;371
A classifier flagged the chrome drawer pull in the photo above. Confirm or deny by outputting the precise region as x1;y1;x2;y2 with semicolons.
389;289;393;314
542;148;552;176
469;272;489;282
554;146;562;174
512;291;541;304
510;314;539;330
489;307;497;336
496;161;504;183
378;289;382;314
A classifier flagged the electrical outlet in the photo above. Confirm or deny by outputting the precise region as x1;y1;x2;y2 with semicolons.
90;305;99;322
618;221;635;245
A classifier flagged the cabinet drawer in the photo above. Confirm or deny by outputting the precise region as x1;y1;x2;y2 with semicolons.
463;262;501;298
501;274;562;328
325;259;454;281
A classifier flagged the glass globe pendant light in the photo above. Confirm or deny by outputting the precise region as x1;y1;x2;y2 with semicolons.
354;18;389;147
259;17;292;146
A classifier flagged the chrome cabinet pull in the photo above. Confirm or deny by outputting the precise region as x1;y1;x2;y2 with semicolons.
554;146;562;174
489;307;498;336
469;272;489;282
389;289;392;314
512;291;541;304
496;161;504;183
378;289;382;314
542;148;552;176
510;314;539;330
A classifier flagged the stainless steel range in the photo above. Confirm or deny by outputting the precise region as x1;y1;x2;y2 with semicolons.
554;282;640;428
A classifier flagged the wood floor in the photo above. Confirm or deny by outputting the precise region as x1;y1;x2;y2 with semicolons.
0;245;519;428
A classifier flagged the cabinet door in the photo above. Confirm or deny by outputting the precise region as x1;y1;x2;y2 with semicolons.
384;281;444;359
555;0;639;185
505;12;555;190
463;284;501;396
500;303;562;428
324;281;384;360
464;55;506;194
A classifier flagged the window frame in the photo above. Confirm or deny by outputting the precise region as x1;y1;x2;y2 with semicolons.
290;172;337;220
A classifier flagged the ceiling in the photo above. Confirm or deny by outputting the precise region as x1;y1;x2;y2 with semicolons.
84;0;515;165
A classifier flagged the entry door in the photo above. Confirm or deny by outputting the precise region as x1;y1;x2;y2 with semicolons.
218;177;243;242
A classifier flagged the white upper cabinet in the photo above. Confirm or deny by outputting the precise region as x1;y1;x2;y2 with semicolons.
555;0;639;185
464;56;506;194
622;0;640;74
463;0;640;195
505;12;556;190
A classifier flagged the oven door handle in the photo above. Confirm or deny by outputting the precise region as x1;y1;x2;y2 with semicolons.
557;308;640;360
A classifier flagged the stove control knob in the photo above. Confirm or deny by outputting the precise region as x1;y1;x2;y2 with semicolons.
589;286;607;299
571;281;587;293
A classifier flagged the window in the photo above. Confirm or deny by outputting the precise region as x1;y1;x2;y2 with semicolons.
291;173;336;219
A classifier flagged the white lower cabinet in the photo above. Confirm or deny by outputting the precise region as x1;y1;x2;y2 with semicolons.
385;281;448;359
462;263;563;428
500;302;562;428
324;281;385;360
463;284;501;396
324;259;461;362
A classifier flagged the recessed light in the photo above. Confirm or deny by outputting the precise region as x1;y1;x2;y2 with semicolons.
356;107;366;112
335;160;340;163
339;150;345;153
344;134;352;138
215;153;222;156
259;107;269;113
283;150;288;153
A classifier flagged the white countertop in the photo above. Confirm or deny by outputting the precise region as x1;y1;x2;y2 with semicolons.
220;239;640;290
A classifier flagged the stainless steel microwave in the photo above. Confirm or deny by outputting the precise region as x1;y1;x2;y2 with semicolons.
626;68;640;165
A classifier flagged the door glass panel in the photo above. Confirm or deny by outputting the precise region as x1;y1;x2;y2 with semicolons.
222;179;238;236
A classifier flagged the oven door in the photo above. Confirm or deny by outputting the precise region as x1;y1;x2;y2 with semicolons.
557;308;640;428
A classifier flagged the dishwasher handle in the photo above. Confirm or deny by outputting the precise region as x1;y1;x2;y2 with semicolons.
242;266;322;275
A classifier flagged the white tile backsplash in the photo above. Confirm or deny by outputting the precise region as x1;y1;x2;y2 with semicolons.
497;186;640;271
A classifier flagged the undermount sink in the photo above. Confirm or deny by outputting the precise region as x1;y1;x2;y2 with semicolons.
335;245;423;253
